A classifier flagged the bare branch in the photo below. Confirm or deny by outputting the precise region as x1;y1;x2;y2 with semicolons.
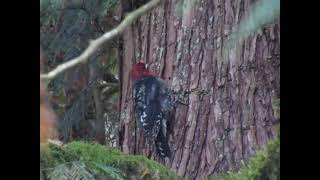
40;0;161;80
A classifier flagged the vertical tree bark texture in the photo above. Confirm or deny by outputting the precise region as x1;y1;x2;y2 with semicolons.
92;75;106;144
118;0;280;179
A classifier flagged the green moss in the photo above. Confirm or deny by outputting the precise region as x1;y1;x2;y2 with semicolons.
41;133;280;180
40;141;182;180
207;132;280;180
272;98;280;120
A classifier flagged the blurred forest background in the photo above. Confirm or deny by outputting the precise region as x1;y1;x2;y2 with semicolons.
41;0;120;145
40;0;279;179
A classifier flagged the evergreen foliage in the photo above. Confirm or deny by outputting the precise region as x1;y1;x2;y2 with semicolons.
40;141;182;180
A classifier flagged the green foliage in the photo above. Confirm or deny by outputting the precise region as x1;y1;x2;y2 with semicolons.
223;0;280;59
100;0;119;17
272;98;280;120
272;98;280;108
40;0;122;144
206;132;280;180
176;0;195;17
49;161;96;180
92;162;124;180
41;0;119;24
40;141;182;180
40;0;60;26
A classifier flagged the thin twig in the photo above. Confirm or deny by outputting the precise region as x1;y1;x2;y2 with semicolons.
40;0;161;80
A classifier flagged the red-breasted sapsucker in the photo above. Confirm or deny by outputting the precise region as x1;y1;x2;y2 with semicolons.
131;62;174;159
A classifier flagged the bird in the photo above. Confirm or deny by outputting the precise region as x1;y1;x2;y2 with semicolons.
130;62;174;159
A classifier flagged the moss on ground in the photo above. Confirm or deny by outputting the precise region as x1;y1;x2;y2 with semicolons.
205;130;280;180
40;141;182;180
41;130;279;180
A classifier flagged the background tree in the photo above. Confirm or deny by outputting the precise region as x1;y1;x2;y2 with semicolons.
40;0;120;145
117;0;280;179
41;0;279;179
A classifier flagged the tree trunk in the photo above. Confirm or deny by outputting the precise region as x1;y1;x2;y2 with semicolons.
118;0;280;179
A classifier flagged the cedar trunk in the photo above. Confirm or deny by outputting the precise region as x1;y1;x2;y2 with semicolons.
118;0;280;179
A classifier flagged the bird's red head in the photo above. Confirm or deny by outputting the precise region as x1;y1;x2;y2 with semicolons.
131;62;154;81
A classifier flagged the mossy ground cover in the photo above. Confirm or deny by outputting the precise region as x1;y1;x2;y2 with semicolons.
41;130;279;180
40;141;182;180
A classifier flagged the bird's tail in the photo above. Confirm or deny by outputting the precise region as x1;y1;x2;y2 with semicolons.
155;125;171;159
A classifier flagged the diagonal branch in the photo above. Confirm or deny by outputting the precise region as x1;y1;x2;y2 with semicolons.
40;0;161;80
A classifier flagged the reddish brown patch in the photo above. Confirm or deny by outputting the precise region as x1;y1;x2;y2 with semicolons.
40;50;57;143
